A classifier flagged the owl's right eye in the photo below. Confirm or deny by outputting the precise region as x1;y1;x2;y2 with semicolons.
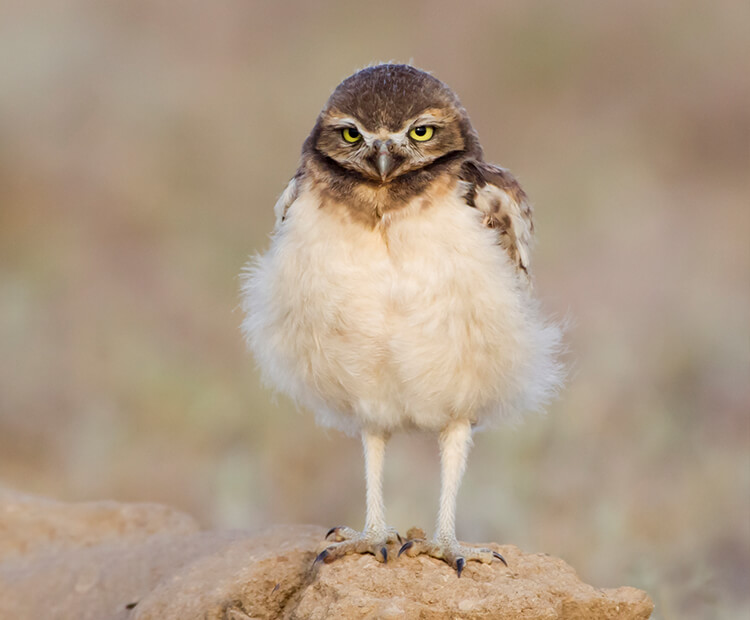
342;128;362;143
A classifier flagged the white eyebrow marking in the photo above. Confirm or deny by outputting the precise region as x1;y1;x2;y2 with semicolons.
410;113;441;127
327;115;362;129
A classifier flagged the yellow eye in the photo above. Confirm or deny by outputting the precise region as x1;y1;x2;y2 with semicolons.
342;127;362;143
409;126;434;141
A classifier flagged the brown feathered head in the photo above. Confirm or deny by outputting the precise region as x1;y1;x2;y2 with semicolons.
304;64;482;186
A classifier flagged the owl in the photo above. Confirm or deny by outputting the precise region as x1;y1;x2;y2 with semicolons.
241;64;563;576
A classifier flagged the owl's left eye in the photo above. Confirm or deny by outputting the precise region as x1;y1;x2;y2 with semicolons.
409;126;434;142
342;127;362;143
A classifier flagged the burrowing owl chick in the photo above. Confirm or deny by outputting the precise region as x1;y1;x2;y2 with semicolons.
242;64;563;576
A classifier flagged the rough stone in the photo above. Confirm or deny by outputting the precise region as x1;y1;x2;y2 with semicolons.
0;488;199;560
0;489;653;619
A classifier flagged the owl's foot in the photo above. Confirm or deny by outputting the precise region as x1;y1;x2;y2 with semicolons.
315;525;402;564
398;528;507;577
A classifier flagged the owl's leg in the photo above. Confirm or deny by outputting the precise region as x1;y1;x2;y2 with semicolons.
398;419;507;576
315;430;400;565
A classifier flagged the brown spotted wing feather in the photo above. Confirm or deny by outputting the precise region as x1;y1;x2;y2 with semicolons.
460;160;534;286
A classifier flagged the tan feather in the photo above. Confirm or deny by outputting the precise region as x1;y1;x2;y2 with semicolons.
273;175;300;226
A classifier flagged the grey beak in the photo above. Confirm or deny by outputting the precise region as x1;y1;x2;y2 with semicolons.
374;141;394;180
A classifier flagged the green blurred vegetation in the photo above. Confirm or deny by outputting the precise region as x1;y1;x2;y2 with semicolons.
0;1;747;618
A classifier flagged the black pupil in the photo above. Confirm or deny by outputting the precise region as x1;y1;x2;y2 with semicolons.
346;128;359;139
414;126;427;136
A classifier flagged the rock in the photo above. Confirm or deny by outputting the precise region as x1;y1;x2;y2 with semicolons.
0;488;199;560
0;489;653;619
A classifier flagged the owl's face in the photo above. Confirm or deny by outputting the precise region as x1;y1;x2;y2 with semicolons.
305;65;481;186
314;106;466;183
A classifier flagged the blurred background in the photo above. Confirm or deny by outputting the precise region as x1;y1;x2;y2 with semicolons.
0;1;747;618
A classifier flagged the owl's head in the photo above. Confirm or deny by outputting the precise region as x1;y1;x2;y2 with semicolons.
304;64;481;185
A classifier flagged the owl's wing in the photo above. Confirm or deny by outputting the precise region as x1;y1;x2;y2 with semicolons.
273;174;300;227
460;160;535;286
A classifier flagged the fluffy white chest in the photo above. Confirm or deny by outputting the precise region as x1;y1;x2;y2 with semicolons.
243;185;558;434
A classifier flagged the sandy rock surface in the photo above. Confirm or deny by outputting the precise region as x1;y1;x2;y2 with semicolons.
0;489;653;619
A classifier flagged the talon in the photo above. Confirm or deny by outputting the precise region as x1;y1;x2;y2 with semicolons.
325;526;340;540
380;546;388;563
314;549;330;564
493;551;508;566
396;532;403;545
456;557;465;577
398;540;414;557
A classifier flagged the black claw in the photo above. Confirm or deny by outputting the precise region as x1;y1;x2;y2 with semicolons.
398;540;414;557
396;532;403;545
456;557;465;578
314;549;330;564
325;526;340;540
493;551;508;566
381;546;388;563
